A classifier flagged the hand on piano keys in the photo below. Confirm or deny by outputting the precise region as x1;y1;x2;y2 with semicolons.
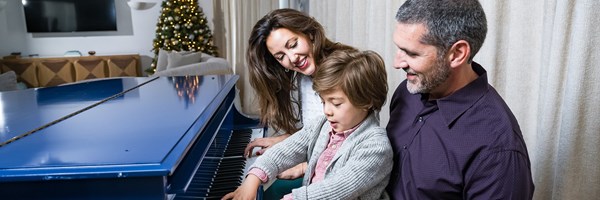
175;128;265;200
221;174;262;200
244;133;291;158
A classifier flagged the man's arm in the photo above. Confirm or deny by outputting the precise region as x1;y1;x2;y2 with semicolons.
464;150;535;200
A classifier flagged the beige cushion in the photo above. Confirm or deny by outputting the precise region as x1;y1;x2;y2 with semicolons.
156;49;169;72
0;71;18;91
151;53;232;77
166;51;202;70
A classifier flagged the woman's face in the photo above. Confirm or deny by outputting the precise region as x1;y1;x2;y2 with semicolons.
266;28;316;76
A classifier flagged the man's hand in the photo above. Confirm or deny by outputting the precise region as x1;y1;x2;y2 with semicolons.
277;162;307;180
244;134;291;158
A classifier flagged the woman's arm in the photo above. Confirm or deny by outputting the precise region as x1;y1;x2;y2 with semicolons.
277;162;308;179
244;133;291;158
249;117;324;182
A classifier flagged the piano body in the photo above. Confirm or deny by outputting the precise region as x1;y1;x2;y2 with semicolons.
0;75;262;199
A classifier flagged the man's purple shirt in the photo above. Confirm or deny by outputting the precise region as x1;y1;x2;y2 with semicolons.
386;62;534;199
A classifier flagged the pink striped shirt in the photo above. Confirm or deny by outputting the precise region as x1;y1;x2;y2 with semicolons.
310;123;361;184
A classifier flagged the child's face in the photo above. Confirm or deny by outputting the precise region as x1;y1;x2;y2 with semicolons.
320;88;369;133
265;28;316;76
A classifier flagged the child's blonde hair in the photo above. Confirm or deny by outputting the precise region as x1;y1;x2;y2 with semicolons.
313;49;388;111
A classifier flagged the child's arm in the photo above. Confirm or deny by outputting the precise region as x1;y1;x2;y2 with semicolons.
290;130;393;199
221;174;261;200
249;117;323;181
224;117;326;199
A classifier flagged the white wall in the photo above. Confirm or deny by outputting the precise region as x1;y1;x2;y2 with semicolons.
0;0;216;75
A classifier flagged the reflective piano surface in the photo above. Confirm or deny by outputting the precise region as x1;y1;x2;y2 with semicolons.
0;75;263;199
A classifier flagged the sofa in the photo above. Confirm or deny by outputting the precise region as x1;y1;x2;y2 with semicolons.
151;49;232;77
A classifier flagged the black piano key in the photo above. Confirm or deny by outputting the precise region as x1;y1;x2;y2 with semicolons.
210;181;243;190
185;189;209;195
215;164;245;170
207;190;239;198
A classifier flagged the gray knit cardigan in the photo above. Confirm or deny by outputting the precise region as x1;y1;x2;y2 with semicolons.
250;113;392;200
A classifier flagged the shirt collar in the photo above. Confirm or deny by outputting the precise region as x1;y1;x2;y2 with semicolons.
421;62;489;128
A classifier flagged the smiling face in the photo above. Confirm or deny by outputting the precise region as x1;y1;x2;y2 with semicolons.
266;28;316;76
393;23;451;95
320;88;369;133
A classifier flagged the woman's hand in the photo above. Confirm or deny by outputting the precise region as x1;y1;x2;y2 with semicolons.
244;134;291;158
277;162;307;180
221;175;261;200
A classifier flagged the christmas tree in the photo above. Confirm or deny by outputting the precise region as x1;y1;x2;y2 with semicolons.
148;0;219;74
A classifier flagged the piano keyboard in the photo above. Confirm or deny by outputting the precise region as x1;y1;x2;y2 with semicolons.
174;128;263;199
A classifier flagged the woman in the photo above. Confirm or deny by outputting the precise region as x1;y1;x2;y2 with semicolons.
244;8;355;198
245;8;355;157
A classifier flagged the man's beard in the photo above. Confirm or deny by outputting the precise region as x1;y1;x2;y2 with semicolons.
406;56;451;94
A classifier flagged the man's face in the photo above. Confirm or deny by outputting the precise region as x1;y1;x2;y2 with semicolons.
392;23;450;94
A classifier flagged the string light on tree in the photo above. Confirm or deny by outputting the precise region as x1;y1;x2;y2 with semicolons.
148;0;218;74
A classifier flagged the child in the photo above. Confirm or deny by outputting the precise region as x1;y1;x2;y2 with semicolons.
222;49;392;200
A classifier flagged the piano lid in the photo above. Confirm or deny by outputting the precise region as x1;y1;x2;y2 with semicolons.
0;75;238;182
0;77;146;143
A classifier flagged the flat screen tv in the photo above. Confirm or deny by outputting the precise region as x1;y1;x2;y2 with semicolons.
23;0;117;33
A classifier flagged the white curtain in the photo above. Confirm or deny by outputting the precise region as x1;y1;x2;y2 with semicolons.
215;0;600;199
309;0;600;199
212;0;280;117
211;0;305;118
309;0;403;130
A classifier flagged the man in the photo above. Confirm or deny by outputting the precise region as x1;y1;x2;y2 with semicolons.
386;0;535;199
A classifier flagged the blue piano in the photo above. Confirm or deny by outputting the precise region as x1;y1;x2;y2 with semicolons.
0;75;262;199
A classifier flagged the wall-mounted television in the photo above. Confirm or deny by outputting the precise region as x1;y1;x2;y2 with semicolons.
23;0;117;33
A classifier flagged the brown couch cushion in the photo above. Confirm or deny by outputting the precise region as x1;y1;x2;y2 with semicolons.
74;58;107;81
108;57;140;77
1;60;39;88
37;60;74;87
